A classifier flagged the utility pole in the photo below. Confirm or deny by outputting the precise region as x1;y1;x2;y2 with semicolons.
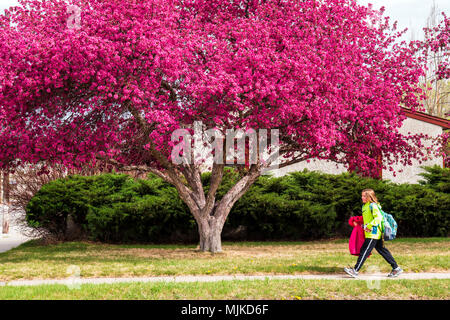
2;171;10;234
0;171;2;233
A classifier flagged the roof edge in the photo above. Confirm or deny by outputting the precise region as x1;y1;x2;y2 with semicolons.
401;107;450;129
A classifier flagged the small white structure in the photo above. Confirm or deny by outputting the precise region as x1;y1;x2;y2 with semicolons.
1;173;32;240
268;109;450;184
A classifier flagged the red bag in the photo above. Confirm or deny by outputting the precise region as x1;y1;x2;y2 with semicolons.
348;216;371;257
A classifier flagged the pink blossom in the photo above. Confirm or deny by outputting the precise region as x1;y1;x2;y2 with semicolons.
0;0;440;179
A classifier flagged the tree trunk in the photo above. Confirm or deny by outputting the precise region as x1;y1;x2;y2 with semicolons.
197;215;224;253
195;168;262;253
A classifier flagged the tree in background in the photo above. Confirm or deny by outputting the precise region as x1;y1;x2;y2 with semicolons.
414;7;450;165
0;0;439;252
414;3;450;118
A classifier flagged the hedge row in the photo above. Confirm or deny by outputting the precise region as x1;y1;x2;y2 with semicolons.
25;166;450;243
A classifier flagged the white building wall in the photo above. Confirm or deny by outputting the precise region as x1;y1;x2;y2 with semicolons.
382;117;444;184
267;117;444;183
265;158;348;178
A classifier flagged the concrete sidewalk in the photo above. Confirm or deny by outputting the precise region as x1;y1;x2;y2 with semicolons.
1;229;448;287
1;272;449;287
0;233;31;253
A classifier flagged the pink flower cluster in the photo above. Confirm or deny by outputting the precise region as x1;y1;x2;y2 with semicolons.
0;0;438;177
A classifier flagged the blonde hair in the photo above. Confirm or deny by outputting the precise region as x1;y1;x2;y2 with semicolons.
362;189;379;204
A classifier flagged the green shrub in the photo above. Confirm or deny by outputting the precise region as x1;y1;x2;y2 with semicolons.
227;169;449;239
85;178;196;243
381;184;449;237
418;165;450;193
26;173;196;242
26;174;95;237
26;166;450;242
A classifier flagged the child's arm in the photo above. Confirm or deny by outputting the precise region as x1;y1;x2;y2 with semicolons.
366;203;382;230
349;216;364;227
355;216;364;225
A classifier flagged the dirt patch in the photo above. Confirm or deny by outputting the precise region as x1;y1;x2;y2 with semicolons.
70;241;449;260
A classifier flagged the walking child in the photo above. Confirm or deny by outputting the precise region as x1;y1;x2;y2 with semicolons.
344;189;403;278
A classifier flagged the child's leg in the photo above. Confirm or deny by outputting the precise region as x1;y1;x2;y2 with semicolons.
354;238;377;272
375;240;398;269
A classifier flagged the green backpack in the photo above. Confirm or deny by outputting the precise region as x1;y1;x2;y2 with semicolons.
370;203;398;241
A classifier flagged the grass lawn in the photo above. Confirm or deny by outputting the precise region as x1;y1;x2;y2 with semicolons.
0;237;448;281
0;279;448;300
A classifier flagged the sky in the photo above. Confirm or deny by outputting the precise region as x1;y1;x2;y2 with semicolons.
358;0;450;41
0;0;449;40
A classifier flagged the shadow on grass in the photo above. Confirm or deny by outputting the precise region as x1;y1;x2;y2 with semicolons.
1;238;447;265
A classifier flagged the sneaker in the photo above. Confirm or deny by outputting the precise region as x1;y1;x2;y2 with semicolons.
388;267;403;278
344;267;358;278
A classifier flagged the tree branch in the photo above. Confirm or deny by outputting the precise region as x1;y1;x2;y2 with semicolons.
202;162;225;217
125;101;203;217
95;155;177;185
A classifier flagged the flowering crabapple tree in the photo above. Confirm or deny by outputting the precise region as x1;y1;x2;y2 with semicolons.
0;0;438;252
